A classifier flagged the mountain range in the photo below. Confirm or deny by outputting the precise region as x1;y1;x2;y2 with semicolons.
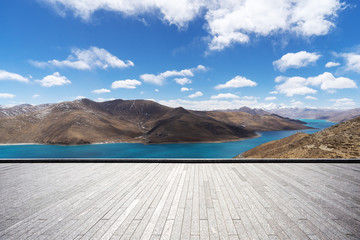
0;99;310;145
237;116;360;159
269;107;360;123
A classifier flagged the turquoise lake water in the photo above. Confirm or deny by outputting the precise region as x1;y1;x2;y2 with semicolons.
0;119;335;158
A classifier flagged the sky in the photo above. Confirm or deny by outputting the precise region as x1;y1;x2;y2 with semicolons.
0;0;360;110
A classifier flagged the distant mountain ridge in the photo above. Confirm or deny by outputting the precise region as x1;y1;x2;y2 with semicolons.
268;107;360;123
0;99;310;145
237;116;360;159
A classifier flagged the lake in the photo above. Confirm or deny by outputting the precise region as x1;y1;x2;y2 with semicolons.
0;119;335;159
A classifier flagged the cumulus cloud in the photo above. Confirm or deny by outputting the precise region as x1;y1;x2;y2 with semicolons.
342;53;360;73
174;77;192;85
41;0;344;51
0;93;16;99
206;1;343;50
181;87;191;92
275;76;317;96
188;91;203;98
305;96;317;100
276;72;357;96
325;61;340;68
331;98;355;108
155;89;159;92
273;51;321;71
210;93;239;99
111;79;142;89
307;72;357;91
0;70;29;83
36;72;71;87
269;91;278;94
31;46;134;70
92;88;111;94
215;76;257;89
265;96;277;101
32;94;40;98
140;65;205;85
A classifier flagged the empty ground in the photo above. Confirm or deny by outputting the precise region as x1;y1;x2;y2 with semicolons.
0;162;359;239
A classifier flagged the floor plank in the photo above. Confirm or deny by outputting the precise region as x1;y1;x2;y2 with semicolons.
0;163;359;240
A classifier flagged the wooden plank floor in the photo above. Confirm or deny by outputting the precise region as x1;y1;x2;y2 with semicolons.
0;163;359;240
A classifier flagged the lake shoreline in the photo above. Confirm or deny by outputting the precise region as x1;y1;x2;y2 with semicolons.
0;119;335;158
0;133;261;146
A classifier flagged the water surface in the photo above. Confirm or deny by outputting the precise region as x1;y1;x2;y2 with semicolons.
0;119;335;159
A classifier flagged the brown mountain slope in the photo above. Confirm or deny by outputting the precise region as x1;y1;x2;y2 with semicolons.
0;102;143;144
236;116;360;158
203;111;309;131
0;99;309;145
145;107;255;143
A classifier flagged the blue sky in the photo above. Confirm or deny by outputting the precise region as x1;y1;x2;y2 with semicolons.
0;0;359;110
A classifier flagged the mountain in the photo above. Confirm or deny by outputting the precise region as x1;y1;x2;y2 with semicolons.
269;108;360;122
201;111;308;132
0;104;52;117
237;116;360;159
0;99;310;145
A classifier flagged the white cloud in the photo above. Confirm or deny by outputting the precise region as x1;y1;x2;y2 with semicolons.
32;94;40;98
211;93;239;99
275;76;317;97
325;61;340;68
291;100;304;108
174;77;192;85
276;72;357;96
206;0;343;51
158;98;271;110
209;32;249;51
75;96;86;100
111;79;141;89
273;51;321;71
196;65;206;71
342;53;360;73
140;74;165;85
269;91;278;94
155;89;159;92
32;46;134;70
188;91;203;98
96;97;116;102
215;76;257;89
305;96;317;100
41;0;344;51
181;87;191;92
265;96;277;101
242;96;259;100
307;72;357;91
0;70;29;83
0;93;16;99
331;98;355;108
92;88;111;94
36;72;71;87
42;0;203;27
141;65;205;85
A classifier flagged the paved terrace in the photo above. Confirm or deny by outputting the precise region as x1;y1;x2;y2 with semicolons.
0;162;359;239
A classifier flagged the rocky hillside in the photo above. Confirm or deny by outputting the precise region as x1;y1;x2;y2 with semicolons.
237;116;360;159
0;99;310;145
